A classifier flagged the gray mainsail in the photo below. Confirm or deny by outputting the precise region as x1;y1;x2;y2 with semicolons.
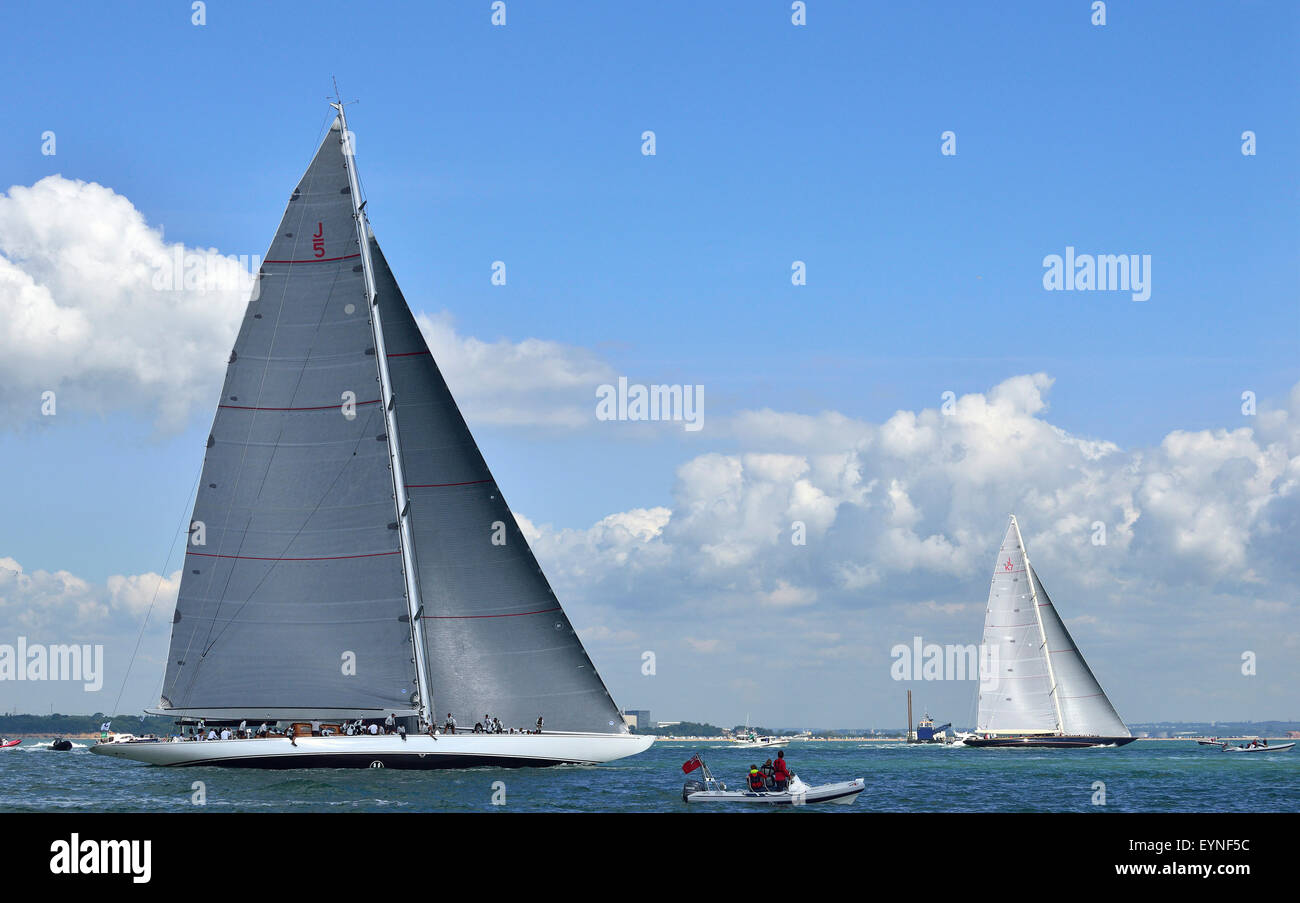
371;243;629;734
159;111;627;734
1030;565;1130;737
160;121;419;718
976;518;1058;734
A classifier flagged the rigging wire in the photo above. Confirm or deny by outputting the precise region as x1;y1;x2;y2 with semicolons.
107;112;339;720
108;462;203;719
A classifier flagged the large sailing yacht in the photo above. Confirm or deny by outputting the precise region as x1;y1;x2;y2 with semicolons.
91;101;652;769
964;515;1135;749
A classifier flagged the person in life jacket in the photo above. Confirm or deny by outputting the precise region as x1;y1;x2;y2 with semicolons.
761;759;776;789
772;750;792;790
748;764;765;791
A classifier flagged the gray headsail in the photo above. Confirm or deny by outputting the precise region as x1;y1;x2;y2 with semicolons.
370;242;629;734
976;517;1059;734
1029;565;1130;737
159;120;420;719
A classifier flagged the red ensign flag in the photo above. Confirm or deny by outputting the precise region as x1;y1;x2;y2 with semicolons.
682;755;702;773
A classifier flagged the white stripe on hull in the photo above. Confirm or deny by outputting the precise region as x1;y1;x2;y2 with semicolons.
89;732;654;768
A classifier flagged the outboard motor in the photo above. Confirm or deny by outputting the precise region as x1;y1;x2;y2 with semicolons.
681;779;705;801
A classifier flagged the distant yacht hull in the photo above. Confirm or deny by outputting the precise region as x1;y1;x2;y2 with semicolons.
963;735;1138;749
89;732;654;769
732;738;789;749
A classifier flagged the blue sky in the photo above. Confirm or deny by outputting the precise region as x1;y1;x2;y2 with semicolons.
0;2;1296;727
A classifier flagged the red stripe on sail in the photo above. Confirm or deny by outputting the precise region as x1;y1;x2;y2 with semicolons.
405;480;493;489
421;606;561;620
264;254;362;263
187;550;400;562
219;399;380;411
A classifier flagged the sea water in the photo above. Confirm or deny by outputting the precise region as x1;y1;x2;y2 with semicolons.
0;739;1294;812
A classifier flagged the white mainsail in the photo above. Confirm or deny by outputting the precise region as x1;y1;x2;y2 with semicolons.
976;515;1128;738
976;518;1059;734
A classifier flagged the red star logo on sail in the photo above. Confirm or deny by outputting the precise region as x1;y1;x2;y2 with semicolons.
1003;558;1014;572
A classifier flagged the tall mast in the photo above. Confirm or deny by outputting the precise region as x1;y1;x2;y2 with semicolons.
331;96;434;726
1012;515;1063;734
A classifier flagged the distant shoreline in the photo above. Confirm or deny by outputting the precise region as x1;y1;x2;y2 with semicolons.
4;733;103;739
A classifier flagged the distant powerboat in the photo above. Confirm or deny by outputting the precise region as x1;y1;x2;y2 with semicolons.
0;739;20;749
732;733;789;749
1224;741;1293;754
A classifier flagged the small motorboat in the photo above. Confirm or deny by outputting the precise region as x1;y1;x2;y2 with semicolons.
1;739;21;749
732;736;789;749
49;738;73;751
731;729;789;748
1197;738;1226;746
1224;741;1293;753
680;755;864;806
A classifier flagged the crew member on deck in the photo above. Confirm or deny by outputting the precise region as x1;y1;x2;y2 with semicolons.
748;764;765;791
772;750;791;790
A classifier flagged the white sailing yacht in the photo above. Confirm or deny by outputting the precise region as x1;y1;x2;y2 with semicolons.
92;100;652;769
964;516;1135;749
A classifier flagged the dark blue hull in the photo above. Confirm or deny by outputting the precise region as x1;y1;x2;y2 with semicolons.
964;735;1137;749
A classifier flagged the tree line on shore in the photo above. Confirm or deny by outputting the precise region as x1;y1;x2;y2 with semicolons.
0;713;173;735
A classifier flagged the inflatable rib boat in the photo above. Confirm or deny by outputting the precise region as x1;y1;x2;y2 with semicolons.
680;756;864;806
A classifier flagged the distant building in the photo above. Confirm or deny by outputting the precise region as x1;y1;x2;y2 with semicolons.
622;709;653;730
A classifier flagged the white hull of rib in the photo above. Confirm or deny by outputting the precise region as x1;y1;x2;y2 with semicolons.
89;732;654;769
1224;742;1293;753
685;778;865;805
